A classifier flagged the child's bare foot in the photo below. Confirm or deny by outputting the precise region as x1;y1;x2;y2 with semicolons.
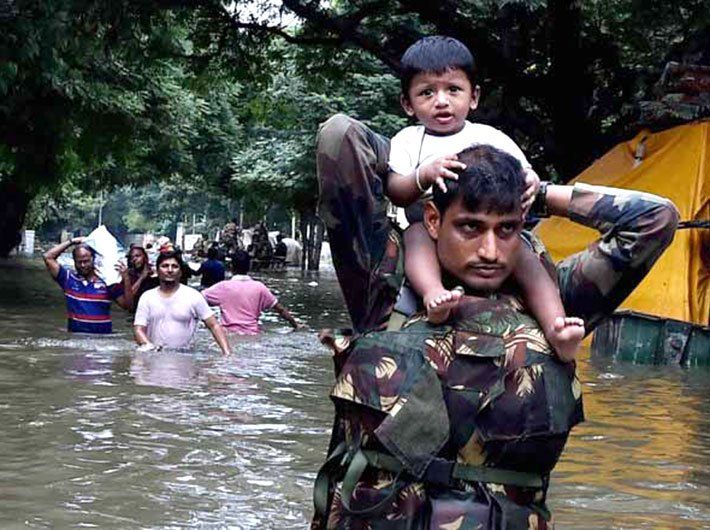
424;286;465;324
547;316;585;362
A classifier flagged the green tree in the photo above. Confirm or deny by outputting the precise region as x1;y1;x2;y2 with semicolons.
0;1;247;255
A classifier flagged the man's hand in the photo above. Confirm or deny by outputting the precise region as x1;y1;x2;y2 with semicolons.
71;236;86;245
417;154;465;193
115;261;129;279
136;342;161;352
521;168;540;214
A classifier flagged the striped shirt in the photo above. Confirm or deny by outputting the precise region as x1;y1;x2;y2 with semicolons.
56;266;123;333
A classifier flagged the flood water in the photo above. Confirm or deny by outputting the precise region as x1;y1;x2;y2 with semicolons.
0;257;708;529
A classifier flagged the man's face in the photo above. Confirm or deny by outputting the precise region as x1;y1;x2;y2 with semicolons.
424;197;523;292
401;68;480;135
129;249;146;270
73;248;95;278
157;257;182;285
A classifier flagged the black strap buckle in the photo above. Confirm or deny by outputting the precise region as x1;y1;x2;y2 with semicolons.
423;458;455;486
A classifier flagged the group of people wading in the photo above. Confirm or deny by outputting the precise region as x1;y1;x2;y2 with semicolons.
42;35;680;530
43;242;302;355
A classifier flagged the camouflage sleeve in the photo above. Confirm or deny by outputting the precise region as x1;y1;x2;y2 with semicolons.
556;183;680;333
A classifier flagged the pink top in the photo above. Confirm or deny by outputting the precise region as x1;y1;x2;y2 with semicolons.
202;275;278;335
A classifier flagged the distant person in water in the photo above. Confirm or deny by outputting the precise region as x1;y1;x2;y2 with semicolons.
133;250;232;355
43;236;133;333
195;245;226;289
127;245;158;310
202;250;302;334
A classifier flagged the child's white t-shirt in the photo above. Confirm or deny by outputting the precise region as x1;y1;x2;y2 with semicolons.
387;121;531;227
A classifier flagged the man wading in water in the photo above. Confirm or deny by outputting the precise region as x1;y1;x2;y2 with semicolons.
44;237;133;334
312;119;679;528
133;250;232;355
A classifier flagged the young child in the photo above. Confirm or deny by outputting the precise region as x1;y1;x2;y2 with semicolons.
386;36;584;360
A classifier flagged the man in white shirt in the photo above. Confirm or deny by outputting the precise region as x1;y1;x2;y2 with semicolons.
134;250;232;355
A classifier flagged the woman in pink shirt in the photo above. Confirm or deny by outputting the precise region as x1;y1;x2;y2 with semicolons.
202;250;302;334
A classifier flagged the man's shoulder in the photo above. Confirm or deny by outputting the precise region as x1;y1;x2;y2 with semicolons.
139;286;161;303
178;283;202;297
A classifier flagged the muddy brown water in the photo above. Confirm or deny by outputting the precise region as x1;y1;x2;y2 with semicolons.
0;258;708;529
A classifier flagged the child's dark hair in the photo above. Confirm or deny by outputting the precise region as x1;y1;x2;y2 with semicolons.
432;144;525;216
400;36;476;97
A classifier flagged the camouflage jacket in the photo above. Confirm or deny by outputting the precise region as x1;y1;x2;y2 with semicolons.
313;184;679;530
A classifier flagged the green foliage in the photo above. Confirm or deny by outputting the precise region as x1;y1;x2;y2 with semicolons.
228;45;406;214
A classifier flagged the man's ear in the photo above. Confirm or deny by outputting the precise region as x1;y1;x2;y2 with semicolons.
400;94;415;117
469;85;481;112
423;201;442;240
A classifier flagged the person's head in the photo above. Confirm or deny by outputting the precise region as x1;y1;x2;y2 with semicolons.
276;234;283;242
128;245;149;271
424;144;526;292
399;36;480;135
156;250;183;286
72;244;95;278
207;246;218;260
231;250;251;275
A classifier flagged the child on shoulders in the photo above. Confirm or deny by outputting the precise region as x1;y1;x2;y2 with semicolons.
386;36;584;360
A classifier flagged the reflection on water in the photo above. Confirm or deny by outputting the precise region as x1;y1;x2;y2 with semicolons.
1;257;709;528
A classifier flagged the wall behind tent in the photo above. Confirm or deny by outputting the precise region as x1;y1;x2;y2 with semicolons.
535;121;710;325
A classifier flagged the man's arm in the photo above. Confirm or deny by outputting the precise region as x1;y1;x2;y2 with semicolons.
134;325;152;346
204;315;232;355
271;302;303;330
43;237;83;278
545;183;679;333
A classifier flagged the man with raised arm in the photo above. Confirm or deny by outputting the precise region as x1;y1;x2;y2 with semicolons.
44;237;133;334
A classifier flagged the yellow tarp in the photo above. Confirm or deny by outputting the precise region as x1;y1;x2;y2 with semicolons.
535;121;710;325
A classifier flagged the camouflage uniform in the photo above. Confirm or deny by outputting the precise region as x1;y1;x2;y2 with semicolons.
314;114;679;529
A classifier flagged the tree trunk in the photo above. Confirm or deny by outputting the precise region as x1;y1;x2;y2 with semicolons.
307;216;324;271
0;182;31;257
298;209;324;271
299;213;308;271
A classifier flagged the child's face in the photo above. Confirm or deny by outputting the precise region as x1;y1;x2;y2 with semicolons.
401;68;480;135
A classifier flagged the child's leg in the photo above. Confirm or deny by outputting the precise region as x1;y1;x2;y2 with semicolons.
514;243;585;362
404;222;463;324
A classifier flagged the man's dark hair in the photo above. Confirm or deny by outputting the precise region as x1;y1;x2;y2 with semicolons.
231;250;251;274
127;245;148;264
156;249;184;269
431;144;525;216
400;36;476;97
72;244;95;259
207;246;218;260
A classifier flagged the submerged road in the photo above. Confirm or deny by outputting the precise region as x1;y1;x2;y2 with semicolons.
0;258;708;528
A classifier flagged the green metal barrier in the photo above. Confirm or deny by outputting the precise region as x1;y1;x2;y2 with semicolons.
591;310;710;366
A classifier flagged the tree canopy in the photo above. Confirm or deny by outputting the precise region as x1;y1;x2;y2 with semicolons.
1;0;708;255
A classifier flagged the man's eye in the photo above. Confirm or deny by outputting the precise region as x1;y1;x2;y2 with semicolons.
498;224;517;237
419;88;433;97
449;86;462;93
460;222;480;234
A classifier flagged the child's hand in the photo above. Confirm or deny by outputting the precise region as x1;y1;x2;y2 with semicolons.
521;167;540;214
417;155;466;193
